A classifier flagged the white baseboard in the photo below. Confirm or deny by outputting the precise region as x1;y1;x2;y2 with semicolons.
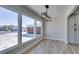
44;36;64;42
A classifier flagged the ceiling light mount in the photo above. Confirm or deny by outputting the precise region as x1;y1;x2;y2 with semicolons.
41;5;51;21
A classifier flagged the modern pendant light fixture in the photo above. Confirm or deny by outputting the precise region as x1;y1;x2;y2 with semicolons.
41;5;51;21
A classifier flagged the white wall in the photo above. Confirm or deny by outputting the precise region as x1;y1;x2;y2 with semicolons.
45;17;67;42
45;6;77;43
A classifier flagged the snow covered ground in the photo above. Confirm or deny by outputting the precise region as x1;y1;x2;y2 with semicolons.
0;32;33;51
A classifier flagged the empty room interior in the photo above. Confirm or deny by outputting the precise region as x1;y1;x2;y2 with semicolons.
0;5;79;54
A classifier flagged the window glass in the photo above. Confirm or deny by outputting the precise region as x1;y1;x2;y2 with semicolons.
0;7;18;51
22;15;35;43
36;21;42;37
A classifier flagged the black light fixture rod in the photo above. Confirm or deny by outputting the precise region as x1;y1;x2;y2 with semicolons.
45;5;49;9
44;13;49;18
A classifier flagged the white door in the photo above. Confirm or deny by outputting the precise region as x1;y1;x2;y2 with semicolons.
68;15;79;44
68;15;75;43
74;15;79;44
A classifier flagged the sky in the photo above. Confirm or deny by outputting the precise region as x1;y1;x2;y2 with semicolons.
0;7;35;27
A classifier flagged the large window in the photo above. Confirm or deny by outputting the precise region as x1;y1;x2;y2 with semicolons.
22;15;35;43
0;7;43;52
0;7;18;51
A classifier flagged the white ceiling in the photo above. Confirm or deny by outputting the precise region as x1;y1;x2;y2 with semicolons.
25;5;76;18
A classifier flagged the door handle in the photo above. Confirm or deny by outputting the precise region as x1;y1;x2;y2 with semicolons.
74;28;77;31
74;24;77;27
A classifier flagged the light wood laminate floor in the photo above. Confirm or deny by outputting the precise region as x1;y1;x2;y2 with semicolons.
23;39;79;54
